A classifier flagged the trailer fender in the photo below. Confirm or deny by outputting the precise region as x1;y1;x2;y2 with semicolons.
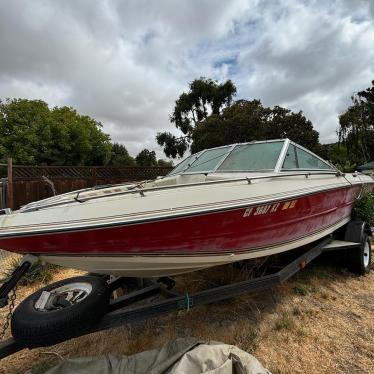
343;220;372;275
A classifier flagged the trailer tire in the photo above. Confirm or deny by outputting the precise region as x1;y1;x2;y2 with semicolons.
344;221;372;275
346;235;372;275
11;276;110;347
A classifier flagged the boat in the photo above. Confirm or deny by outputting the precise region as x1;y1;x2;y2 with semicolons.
0;139;372;277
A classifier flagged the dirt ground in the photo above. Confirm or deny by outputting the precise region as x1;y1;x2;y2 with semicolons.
1;256;373;374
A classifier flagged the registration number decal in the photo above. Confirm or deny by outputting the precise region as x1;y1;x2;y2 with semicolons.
243;200;298;217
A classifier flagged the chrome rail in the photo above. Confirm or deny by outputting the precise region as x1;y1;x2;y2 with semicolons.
73;171;343;203
21;171;344;212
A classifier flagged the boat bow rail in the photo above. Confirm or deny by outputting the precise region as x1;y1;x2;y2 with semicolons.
19;171;345;213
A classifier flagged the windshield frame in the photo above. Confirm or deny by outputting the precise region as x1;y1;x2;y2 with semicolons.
167;138;337;176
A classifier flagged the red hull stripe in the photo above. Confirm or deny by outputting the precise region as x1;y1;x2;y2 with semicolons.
37;216;350;257
0;186;360;256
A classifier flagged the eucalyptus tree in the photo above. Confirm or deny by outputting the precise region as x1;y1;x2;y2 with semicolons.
156;78;236;158
339;80;374;164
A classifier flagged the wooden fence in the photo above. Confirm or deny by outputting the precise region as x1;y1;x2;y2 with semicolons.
5;159;172;210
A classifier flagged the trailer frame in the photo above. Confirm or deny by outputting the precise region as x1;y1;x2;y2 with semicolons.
0;234;366;360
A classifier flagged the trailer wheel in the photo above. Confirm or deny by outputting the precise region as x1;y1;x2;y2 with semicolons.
347;235;372;275
344;221;372;275
11;276;110;347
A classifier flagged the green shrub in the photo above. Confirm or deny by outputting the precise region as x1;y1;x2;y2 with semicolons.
352;190;374;227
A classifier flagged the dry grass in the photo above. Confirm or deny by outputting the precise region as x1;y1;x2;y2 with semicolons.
1;257;374;374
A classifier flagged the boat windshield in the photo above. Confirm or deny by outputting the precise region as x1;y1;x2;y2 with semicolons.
167;139;334;175
168;154;196;175
217;142;284;171
168;141;284;175
168;146;231;175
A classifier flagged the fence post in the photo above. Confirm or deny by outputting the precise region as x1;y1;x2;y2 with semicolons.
7;158;14;210
91;167;97;187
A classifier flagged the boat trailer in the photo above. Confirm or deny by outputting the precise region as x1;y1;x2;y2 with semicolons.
0;231;370;360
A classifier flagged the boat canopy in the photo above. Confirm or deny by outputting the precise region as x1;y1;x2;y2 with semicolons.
169;139;334;175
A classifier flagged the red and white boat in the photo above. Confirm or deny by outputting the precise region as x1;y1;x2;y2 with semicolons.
0;139;373;277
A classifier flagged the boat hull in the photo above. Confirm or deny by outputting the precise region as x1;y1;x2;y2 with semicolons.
40;216;350;277
0;185;361;276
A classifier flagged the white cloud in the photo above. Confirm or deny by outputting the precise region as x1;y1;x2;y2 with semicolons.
0;0;373;159
236;0;374;141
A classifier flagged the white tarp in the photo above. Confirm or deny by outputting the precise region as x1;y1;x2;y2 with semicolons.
46;338;271;374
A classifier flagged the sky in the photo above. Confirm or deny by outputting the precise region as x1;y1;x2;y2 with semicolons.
0;0;373;159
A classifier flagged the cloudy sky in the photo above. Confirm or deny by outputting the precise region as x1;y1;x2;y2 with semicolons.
0;0;373;158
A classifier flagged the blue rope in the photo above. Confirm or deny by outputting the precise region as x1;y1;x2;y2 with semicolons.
185;293;193;311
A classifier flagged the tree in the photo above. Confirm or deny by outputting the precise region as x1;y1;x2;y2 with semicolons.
191;100;321;154
156;78;236;158
109;143;135;166
320;143;355;171
338;80;374;165
266;106;320;153
157;159;173;167
0;99;51;164
135;149;157;166
49;106;112;166
0;99;112;165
